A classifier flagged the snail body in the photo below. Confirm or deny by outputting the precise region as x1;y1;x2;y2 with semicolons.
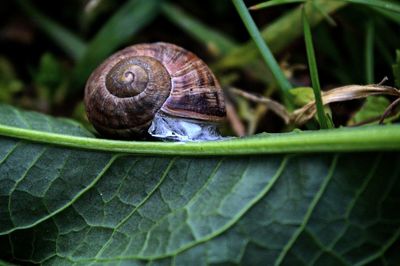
84;42;226;140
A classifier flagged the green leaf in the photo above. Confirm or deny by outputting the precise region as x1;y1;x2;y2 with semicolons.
349;96;391;125
32;53;70;106
0;105;400;265
33;53;65;90
0;104;94;138
0;57;23;103
290;87;315;106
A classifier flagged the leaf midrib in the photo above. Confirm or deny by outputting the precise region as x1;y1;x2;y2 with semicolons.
1;124;400;155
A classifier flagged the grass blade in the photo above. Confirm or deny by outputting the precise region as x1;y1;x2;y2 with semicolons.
16;0;86;60
372;7;400;24
250;0;306;10
252;0;400;13
161;2;237;56
232;0;293;108
342;0;400;13
365;20;375;84
251;0;337;25
72;0;160;92
302;7;330;129
311;1;337;26
216;1;347;70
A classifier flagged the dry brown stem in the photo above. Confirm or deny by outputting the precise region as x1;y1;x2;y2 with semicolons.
292;84;400;125
229;87;291;125
230;83;400;128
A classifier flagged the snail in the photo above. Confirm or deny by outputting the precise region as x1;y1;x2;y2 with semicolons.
84;42;226;141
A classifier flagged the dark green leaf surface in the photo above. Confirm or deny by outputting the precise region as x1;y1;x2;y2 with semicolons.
0;105;399;265
348;96;391;125
0;104;94;137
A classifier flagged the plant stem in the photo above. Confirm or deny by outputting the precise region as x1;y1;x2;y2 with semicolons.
0;124;400;155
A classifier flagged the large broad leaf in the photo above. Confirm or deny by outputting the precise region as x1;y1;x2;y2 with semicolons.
0;104;399;265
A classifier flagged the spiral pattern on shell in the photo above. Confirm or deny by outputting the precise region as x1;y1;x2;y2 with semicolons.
84;42;226;139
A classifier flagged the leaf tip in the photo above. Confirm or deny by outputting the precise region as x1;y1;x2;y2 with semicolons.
248;4;259;10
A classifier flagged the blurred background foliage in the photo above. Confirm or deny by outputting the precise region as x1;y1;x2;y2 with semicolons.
0;0;399;136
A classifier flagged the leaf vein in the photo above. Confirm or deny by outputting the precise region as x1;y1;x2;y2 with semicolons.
275;154;339;266
95;157;178;259
12;108;31;129
329;153;383;251
4;154;120;235
7;146;48;227
0;140;21;166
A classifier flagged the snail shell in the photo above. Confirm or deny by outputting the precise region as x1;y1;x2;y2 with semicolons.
84;42;226;139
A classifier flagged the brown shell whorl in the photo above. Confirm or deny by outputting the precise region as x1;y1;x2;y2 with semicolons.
84;42;226;139
105;57;150;98
84;51;171;138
